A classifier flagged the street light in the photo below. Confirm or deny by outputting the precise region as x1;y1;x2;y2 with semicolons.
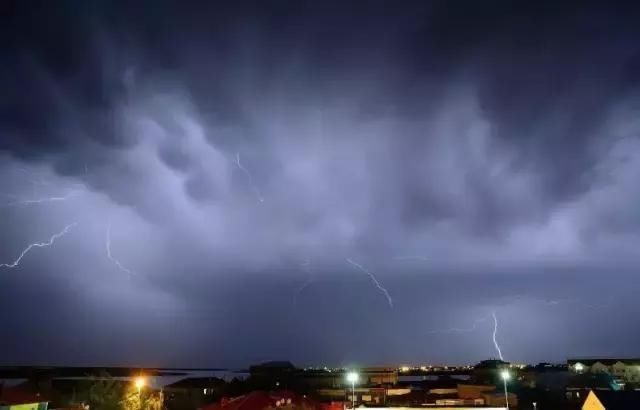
134;376;146;391
346;371;359;409
500;370;510;410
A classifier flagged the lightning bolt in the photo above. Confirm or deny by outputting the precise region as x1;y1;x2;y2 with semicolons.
293;259;314;307
1;191;79;207
491;312;504;361
491;312;510;410
346;258;393;309
0;223;77;268
106;222;135;277
236;152;264;203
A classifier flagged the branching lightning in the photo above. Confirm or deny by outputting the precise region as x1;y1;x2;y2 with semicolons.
346;258;393;308
106;222;135;277
0;223;78;269
236;152;264;203
293;259;314;307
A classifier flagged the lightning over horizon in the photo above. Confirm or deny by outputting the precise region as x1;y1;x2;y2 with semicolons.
345;258;393;309
106;222;135;277
492;312;504;361
236;152;264;203
1;191;79;207
0;223;78;269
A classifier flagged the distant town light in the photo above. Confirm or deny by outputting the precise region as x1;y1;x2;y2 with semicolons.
346;371;359;383
575;363;585;372
500;370;511;381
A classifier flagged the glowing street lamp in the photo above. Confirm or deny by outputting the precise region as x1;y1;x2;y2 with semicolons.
500;370;511;410
346;371;359;409
134;376;146;391
575;363;585;373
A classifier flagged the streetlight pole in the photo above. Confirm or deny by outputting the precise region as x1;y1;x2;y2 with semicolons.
500;370;510;410
351;380;355;409
346;371;359;409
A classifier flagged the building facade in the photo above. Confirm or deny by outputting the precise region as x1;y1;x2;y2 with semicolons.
568;358;640;384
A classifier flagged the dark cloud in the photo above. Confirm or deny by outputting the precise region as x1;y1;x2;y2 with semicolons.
2;0;640;366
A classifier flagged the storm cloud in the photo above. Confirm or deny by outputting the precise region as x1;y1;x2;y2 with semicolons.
1;0;640;367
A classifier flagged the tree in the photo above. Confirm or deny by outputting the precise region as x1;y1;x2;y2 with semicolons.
84;372;126;410
76;372;163;410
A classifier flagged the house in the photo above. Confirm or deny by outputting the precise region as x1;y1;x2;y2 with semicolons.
164;377;225;410
568;358;640;383
200;391;322;410
481;391;518;408
456;383;496;399
566;372;619;403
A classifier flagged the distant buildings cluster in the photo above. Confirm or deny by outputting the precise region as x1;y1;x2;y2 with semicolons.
3;357;640;409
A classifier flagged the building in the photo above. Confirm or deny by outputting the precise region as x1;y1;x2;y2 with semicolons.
566;373;619;403
457;383;496;400
315;387;400;405
568;358;640;384
297;367;397;390
164;377;225;410
200;391;323;410
481;392;518;408
471;359;510;385
358;368;397;386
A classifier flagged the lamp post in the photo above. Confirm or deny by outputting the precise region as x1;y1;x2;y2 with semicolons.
500;370;510;410
346;371;359;409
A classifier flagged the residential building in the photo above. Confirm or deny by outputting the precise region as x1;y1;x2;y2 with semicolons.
164;377;225;410
566;373;619;403
568;358;640;383
481;392;518;408
200;391;323;410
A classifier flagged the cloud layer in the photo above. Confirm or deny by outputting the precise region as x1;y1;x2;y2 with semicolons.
1;0;640;366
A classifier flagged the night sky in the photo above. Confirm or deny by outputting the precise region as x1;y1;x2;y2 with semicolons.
2;1;640;368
